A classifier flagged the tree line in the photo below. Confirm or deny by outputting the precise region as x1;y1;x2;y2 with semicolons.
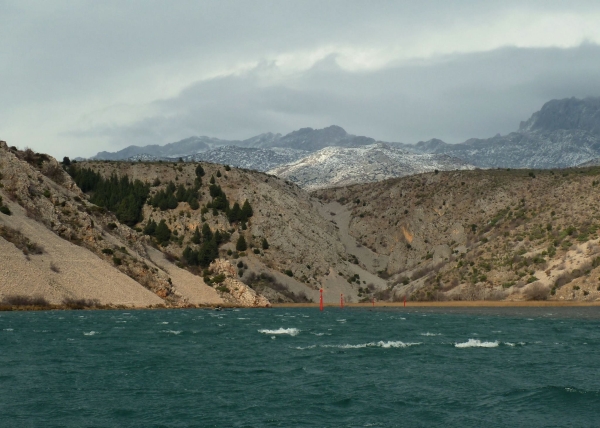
68;166;149;226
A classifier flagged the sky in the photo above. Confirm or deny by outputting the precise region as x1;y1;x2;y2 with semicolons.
2;1;600;158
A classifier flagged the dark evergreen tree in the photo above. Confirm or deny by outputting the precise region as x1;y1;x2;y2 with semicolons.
228;202;241;223
188;197;199;210
201;223;213;242
209;175;215;184
216;170;222;178
62;157;71;166
143;219;157;236
261;237;269;250
241;199;253;220
191;227;201;244
195;164;205;177
236;235;247;252
155;219;171;245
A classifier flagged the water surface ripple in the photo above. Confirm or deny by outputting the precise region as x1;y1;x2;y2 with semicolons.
1;307;599;427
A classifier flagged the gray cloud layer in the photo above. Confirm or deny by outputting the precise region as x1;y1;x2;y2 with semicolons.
2;1;600;157
73;44;600;147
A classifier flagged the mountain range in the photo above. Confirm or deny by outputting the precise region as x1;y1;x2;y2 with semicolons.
90;97;600;187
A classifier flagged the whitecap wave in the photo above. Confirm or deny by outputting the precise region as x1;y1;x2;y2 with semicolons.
258;328;300;336
83;331;98;336
455;339;499;348
162;330;182;335
421;332;441;336
3;328;14;332
324;341;421;349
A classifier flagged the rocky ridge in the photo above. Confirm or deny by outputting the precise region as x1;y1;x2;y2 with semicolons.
415;97;600;169
268;144;474;190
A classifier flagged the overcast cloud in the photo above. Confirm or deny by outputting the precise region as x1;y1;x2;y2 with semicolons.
2;1;600;157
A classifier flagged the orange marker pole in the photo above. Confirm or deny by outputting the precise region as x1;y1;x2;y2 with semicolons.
340;293;344;309
404;296;406;307
319;288;324;311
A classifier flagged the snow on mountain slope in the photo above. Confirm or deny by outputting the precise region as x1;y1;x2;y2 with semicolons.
268;144;475;190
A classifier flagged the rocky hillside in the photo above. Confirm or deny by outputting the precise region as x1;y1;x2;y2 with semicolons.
416;97;600;169
69;158;389;304
269;144;474;190
314;167;600;302
5;138;600;306
0;142;269;308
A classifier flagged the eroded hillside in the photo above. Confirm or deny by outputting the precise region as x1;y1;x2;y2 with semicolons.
0;142;266;308
73;160;375;303
315;168;600;302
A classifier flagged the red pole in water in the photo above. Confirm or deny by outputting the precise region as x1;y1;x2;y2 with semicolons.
404;296;406;308
340;293;344;309
319;288;324;311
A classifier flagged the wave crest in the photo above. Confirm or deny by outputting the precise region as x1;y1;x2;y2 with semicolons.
258;328;300;336
455;339;499;348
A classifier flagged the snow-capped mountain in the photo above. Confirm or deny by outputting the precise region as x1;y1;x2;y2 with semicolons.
268;144;475;190
179;146;310;171
414;97;600;169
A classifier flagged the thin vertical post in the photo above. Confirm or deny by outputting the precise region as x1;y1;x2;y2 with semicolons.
340;293;344;309
319;288;324;311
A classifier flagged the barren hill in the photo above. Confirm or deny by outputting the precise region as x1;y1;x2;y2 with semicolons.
314;167;600;302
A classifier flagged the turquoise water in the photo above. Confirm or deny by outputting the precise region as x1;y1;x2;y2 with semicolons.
1;307;600;427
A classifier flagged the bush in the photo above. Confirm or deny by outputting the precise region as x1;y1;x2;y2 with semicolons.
101;248;114;255
2;295;50;307
62;298;99;309
284;269;293;277
0;205;11;215
524;283;549;300
261;237;269;250
112;256;122;266
212;274;226;284
253;248;261;254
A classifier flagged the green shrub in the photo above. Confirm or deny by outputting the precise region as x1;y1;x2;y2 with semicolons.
0;205;11;215
112;256;122;266
212;274;226;284
101;248;114;255
284;269;293;277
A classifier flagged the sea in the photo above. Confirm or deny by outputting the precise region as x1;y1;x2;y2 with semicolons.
1;307;599;427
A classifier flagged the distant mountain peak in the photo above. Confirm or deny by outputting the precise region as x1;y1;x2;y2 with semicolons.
519;96;600;134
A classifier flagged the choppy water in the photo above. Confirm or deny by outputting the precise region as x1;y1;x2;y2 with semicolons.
1;307;600;427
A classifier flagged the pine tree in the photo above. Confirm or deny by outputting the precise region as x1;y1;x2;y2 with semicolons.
262;237;269;250
191;227;201;244
241;199;253;220
143;219;157;236
188;197;199;210
201;223;213;242
210;175;215;184
195;164;205;177
236;235;247;252
227;202;241;223
155;219;171;245
216;170;222;178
